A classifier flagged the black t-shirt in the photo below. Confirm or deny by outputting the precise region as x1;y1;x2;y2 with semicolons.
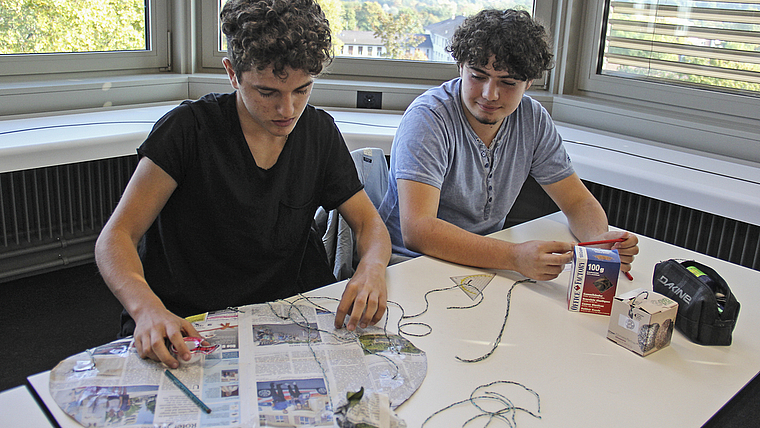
136;92;363;317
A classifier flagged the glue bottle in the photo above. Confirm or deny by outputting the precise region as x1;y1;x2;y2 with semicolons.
686;265;725;314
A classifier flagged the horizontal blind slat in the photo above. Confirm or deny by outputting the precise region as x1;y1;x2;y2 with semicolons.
607;37;760;64
605;53;760;83
611;4;760;25
602;0;760;94
608;20;760;44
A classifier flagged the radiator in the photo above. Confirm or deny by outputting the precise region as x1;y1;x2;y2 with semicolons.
1;156;758;283
0;155;137;282
586;181;760;271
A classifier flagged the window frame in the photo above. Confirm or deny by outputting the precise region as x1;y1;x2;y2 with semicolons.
199;0;552;86
0;1;170;78
574;0;760;122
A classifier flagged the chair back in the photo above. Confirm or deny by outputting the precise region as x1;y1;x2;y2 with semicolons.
315;147;389;280
351;147;388;208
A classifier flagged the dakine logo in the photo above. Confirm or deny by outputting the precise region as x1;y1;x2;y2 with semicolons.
657;275;692;304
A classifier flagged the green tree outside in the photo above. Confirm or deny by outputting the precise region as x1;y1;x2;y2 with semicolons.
317;0;346;55
353;1;384;32
373;9;424;60
0;0;145;54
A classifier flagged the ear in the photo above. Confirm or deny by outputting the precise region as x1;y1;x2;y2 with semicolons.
526;79;534;90
222;58;239;89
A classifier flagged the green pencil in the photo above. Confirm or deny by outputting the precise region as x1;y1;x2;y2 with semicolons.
164;369;212;414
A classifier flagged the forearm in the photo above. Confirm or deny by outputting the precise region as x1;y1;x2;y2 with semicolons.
96;225;203;367
404;216;575;281
353;214;391;274
403;216;518;270
542;174;609;242
335;199;390;329
95;227;166;320
563;198;609;242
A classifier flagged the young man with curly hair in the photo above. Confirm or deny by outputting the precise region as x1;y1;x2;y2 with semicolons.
378;9;639;280
96;0;391;368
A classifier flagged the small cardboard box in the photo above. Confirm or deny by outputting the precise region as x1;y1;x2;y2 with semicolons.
607;288;678;356
567;246;620;315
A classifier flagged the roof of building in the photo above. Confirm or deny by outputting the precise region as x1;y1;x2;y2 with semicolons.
337;30;382;45
414;34;433;49
338;30;432;49
424;15;467;38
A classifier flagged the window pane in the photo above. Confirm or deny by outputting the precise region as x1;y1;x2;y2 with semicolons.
335;0;533;62
217;0;534;63
0;0;148;55
600;0;760;95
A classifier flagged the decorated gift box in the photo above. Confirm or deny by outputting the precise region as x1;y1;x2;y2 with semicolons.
607;288;678;356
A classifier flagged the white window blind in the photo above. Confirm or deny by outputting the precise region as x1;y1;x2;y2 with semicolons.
600;0;760;95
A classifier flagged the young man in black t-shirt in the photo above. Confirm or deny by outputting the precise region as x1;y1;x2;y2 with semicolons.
95;0;391;369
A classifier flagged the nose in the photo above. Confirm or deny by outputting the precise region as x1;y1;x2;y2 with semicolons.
277;93;296;117
482;78;499;101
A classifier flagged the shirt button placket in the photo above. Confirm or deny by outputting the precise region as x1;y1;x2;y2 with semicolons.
482;145;493;219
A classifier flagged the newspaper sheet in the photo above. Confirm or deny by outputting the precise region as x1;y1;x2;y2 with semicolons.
48;302;426;428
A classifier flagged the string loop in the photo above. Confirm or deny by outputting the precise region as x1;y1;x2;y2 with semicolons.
421;380;541;427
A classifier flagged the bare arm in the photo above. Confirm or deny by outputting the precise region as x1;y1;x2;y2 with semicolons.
397;179;573;281
333;190;391;331
542;173;639;272
542;173;609;241
95;157;203;367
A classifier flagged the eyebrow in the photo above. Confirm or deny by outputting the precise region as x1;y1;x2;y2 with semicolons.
468;65;524;81
254;80;313;92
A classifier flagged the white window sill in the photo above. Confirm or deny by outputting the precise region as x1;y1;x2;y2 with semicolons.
2;76;758;226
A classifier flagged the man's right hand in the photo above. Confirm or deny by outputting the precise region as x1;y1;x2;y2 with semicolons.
94;157;208;368
132;306;205;368
509;240;574;281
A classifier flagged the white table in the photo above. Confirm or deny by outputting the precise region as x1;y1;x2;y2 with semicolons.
0;385;54;427
24;212;760;427
380;213;760;427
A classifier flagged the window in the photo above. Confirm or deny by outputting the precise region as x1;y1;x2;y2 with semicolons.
0;0;170;77
1;1;147;55
201;0;547;85
577;0;760;120
600;0;760;95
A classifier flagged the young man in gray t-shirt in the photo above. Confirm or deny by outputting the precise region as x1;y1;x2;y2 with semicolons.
378;9;639;280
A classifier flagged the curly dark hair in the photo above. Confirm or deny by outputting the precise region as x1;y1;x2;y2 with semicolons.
447;9;553;81
220;0;333;79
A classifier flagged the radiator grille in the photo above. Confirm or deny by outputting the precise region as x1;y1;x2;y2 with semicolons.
1;158;758;282
0;156;138;282
586;181;760;271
